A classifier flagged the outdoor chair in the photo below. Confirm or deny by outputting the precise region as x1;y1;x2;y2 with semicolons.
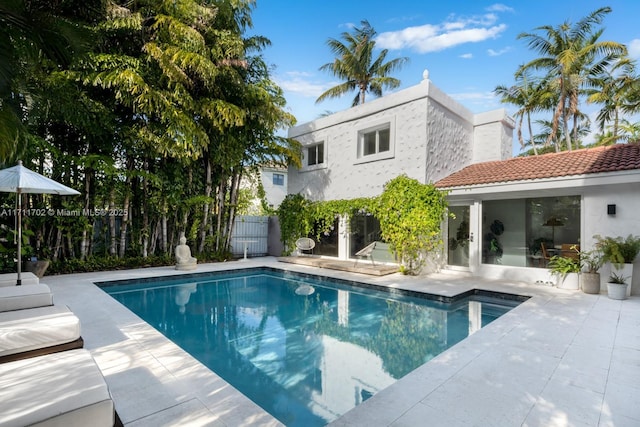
295;237;315;256
540;242;552;267
0;304;83;363
354;241;377;266
0;349;118;427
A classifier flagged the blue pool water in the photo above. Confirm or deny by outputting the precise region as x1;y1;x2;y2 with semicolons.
100;268;524;426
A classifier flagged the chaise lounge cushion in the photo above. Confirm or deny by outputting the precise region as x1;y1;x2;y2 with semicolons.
0;272;39;287
0;304;81;361
0;283;53;312
0;349;115;427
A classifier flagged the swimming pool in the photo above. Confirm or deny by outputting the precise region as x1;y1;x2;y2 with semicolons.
99;267;525;426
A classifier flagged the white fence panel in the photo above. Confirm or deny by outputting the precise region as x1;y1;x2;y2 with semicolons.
231;215;269;257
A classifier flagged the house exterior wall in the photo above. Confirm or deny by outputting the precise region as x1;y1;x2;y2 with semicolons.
446;171;640;294
261;167;287;208
287;73;512;203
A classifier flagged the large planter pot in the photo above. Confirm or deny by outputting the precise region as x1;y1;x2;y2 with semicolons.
557;272;580;290
24;259;50;278
580;272;601;294
607;282;628;300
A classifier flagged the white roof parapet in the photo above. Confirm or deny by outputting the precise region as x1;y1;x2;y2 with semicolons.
474;109;515;129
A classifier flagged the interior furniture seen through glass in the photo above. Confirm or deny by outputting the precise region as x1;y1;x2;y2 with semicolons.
482;196;581;267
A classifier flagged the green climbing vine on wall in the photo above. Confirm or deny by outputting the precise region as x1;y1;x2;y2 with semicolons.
377;175;448;274
277;175;448;274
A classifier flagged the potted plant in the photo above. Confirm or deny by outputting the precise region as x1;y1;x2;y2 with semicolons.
579;249;603;294
607;272;629;300
548;254;581;290
595;234;640;297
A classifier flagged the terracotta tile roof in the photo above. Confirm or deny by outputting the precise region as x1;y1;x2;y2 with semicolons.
435;144;640;188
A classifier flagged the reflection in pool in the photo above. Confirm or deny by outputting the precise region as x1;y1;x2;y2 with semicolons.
101;268;524;427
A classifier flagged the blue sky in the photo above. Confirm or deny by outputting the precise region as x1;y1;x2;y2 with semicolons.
250;1;640;148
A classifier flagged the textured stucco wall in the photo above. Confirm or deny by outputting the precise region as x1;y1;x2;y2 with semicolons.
287;77;494;200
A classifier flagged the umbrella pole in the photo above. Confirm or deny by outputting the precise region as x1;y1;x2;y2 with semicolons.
17;191;21;286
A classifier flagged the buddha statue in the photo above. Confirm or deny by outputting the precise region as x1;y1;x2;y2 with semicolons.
175;234;197;270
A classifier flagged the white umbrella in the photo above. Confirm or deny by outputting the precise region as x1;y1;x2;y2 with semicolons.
0;161;80;285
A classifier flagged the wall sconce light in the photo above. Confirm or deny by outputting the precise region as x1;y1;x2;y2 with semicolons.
607;204;616;215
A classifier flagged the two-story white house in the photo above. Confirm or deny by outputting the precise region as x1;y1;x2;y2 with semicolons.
287;70;514;262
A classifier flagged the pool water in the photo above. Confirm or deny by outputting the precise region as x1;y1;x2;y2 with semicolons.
101;268;523;426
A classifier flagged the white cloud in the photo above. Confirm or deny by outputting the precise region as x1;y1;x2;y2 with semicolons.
376;13;508;54
486;4;515;13
629;39;640;59
275;72;331;98
487;47;511;56
460;53;473;59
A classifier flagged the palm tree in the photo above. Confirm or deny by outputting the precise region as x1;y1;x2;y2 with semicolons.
316;20;408;107
495;70;555;155
517;7;626;151
587;57;638;143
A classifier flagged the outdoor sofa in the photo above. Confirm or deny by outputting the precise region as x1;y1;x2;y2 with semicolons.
0;349;117;426
0;304;83;363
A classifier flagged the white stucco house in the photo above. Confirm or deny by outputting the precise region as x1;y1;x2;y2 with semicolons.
285;71;640;294
435;144;640;294
287;71;514;261
240;165;288;214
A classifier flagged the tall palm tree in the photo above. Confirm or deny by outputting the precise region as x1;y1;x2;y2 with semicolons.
316;20;408;107
586;57;637;143
495;70;555;155
517;7;626;151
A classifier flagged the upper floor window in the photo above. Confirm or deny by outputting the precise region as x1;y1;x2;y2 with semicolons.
356;121;394;163
307;142;324;166
362;127;390;156
272;173;284;186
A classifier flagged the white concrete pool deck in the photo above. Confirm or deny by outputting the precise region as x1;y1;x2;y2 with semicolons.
44;257;640;427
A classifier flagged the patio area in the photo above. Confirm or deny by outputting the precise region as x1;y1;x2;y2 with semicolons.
41;257;640;426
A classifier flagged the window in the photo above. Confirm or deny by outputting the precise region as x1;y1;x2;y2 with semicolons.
272;173;284;186
482;196;581;268
356;121;394;163
362;127;390;156
307;143;324;166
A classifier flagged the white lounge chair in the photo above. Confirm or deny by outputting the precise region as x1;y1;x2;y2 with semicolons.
0;349;117;427
0;283;53;312
0;304;82;363
354;241;377;266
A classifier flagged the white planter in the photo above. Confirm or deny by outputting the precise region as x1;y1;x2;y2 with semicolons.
607;282;628;300
557;272;580;290
613;263;633;297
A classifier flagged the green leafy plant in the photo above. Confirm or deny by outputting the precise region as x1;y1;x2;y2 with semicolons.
277;175;448;273
277;194;314;255
377;175;448;275
594;234;640;267
548;254;581;276
579;248;603;273
608;271;628;284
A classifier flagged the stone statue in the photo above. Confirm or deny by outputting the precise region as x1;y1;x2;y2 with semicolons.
175;234;197;270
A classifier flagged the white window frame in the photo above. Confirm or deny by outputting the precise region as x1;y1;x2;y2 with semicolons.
272;173;284;186
302;141;327;171
355;118;395;164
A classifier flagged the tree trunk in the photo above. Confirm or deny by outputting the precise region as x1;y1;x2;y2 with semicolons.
527;113;538;155
109;189;117;256
119;156;133;258
199;154;212;253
